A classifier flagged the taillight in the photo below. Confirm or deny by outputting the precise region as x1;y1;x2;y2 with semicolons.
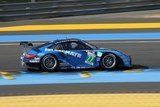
25;54;35;59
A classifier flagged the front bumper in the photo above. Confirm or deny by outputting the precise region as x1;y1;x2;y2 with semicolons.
123;55;132;68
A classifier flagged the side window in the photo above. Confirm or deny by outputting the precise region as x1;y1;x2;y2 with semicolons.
54;42;70;50
70;42;80;50
53;41;93;50
54;43;64;50
69;41;91;50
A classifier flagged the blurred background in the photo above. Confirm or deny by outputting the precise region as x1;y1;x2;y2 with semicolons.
0;0;159;21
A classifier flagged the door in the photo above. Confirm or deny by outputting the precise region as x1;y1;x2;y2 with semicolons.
55;41;97;68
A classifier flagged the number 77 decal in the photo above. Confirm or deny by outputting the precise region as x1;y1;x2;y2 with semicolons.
85;51;96;65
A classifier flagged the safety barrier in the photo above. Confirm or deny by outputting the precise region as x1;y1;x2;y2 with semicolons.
0;0;160;21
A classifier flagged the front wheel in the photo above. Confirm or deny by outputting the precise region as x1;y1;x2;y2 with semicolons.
100;53;117;70
40;54;59;72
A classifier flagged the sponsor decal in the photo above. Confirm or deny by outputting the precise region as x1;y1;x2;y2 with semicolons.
97;52;103;57
85;51;96;65
96;57;101;61
57;50;81;58
45;48;54;51
45;48;81;58
29;57;40;63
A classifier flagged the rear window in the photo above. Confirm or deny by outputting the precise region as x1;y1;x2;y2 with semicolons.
36;42;51;49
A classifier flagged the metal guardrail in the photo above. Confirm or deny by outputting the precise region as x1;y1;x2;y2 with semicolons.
0;0;160;21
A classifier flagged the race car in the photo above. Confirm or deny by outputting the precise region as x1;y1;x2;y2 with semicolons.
20;38;132;72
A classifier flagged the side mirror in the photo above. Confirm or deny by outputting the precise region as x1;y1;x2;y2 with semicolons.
28;43;33;47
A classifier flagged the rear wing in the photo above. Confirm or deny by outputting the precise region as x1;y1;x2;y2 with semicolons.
20;41;33;54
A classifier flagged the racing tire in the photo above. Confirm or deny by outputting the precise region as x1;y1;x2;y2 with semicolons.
100;53;117;70
40;54;59;72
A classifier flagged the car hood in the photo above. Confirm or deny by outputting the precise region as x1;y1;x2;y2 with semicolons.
97;48;125;55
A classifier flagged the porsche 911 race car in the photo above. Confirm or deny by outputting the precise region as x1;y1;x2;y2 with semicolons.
20;39;132;72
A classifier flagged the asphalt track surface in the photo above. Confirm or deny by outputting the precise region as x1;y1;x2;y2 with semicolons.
0;40;160;96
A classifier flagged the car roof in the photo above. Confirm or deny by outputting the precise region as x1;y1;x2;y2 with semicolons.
53;38;82;44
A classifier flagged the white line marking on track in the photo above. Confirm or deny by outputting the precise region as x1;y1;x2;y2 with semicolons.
1;40;160;45
0;43;43;46
90;41;160;44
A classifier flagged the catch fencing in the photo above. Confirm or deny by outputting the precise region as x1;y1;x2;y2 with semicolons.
0;0;159;21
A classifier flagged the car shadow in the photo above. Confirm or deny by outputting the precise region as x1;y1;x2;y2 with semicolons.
132;65;149;69
23;64;149;73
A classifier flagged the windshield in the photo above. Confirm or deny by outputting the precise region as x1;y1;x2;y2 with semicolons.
82;40;98;50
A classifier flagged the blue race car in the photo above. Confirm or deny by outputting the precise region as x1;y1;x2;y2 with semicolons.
20;39;132;72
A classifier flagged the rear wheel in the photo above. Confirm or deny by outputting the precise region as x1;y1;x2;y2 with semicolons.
100;53;117;70
40;54;59;72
